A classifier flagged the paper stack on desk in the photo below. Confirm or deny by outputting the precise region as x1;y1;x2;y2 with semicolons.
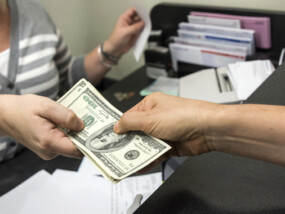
178;23;255;55
0;169;162;214
227;60;275;100
190;11;271;49
170;13;256;70
179;60;275;104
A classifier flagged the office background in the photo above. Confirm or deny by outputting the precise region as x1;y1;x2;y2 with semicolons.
39;0;285;80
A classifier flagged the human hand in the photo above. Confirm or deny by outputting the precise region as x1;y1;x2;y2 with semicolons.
113;93;216;171
104;7;145;58
0;94;84;160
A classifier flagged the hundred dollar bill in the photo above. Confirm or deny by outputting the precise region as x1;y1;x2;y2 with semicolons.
58;79;171;183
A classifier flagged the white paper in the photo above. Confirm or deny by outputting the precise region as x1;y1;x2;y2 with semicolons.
0;170;51;214
19;169;162;214
133;3;152;61
227;60;275;100
20;176;70;214
77;156;101;175
170;43;246;71
178;29;254;56
188;15;241;29
173;37;247;55
180;22;253;38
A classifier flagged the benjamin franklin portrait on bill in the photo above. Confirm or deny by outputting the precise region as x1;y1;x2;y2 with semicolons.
85;123;135;153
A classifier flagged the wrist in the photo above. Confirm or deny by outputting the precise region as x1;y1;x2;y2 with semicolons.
104;40;123;58
198;102;227;152
97;45;116;70
0;95;17;136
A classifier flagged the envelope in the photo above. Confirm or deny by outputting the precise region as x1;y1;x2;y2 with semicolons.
179;22;255;40
188;15;241;29
173;37;247;55
177;29;255;56
170;43;246;71
190;11;271;49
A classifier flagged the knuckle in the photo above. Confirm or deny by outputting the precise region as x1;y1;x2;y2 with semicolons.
150;92;162;98
72;148;84;158
37;136;52;153
145;92;161;103
37;138;57;160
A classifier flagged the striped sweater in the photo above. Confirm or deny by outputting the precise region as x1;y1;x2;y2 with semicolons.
0;0;89;161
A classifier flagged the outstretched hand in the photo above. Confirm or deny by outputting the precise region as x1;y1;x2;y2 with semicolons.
113;93;214;172
0;94;84;160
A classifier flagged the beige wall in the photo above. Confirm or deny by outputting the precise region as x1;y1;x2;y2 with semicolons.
39;0;284;80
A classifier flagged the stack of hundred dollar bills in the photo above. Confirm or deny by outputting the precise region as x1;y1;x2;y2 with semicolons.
58;79;171;183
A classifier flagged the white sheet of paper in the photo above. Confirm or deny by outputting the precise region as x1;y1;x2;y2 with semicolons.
19;169;162;214
77;156;101;175
133;3;151;61
177;29;254;56
20;176;70;214
0;170;51;214
21;170;109;214
188;15;241;29
227;60;274;100
170;43;246;71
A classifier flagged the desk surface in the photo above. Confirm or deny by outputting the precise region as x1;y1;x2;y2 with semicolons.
102;65;152;112
134;63;285;214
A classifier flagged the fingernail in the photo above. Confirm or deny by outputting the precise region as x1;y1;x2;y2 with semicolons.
77;120;85;130
114;121;120;132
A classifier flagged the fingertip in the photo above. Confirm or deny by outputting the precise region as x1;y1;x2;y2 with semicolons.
66;110;84;131
76;119;85;131
60;139;84;159
113;121;121;133
73;149;84;159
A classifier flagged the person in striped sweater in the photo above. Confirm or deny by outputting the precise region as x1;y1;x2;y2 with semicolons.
0;0;144;161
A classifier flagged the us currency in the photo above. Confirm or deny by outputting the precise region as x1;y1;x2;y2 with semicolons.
58;79;171;183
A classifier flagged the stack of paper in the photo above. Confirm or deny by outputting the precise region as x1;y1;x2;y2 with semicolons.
0;169;162;214
227;60;275;100
170;13;256;70
188;15;241;29
190;11;271;49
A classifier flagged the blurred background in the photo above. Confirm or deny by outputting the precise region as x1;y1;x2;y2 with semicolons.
39;0;285;80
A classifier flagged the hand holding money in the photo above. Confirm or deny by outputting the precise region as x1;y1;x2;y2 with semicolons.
0;94;84;160
58;79;171;183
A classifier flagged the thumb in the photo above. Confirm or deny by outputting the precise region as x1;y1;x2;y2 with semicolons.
40;99;84;131
114;111;148;134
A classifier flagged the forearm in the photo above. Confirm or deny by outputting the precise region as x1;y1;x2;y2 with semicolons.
0;94;17;137
205;104;285;165
84;47;109;86
84;41;120;86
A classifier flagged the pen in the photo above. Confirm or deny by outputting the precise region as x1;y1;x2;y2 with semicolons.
278;48;285;66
